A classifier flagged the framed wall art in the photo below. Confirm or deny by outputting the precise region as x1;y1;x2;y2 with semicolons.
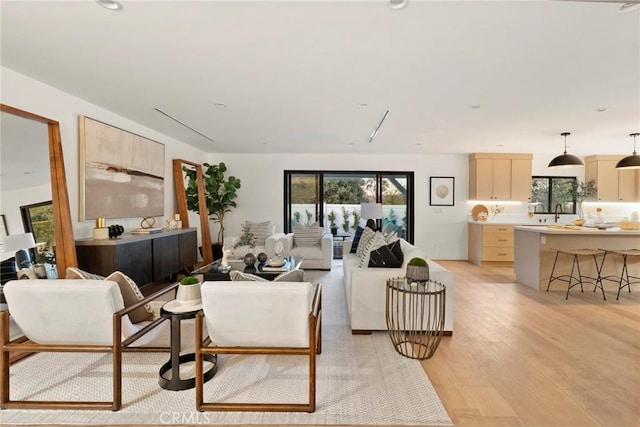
79;116;165;220
430;177;455;206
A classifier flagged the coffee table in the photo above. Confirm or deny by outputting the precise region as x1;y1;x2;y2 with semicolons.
192;256;303;281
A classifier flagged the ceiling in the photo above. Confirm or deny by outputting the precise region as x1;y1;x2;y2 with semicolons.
1;0;639;159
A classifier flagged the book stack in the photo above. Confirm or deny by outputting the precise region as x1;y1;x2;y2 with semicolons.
131;227;163;235
261;260;290;272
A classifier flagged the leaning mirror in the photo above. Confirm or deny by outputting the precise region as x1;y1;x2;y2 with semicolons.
0;104;76;280
172;159;213;265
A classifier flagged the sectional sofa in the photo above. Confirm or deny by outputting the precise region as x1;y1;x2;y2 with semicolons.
342;239;454;335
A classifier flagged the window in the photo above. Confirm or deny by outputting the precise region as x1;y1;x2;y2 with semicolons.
284;171;414;243
531;176;577;215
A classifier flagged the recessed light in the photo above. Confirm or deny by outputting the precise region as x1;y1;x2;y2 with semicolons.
415;143;422;146
619;3;640;13
348;142;356;145
96;0;122;11
389;0;407;10
471;105;481;109
496;144;504;147
596;107;607;112
214;103;226;108
359;103;368;108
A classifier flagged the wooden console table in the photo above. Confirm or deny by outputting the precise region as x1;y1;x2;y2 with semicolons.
75;228;197;287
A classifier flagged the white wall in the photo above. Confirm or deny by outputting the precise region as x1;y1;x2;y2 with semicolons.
214;153;470;260
1;67;209;242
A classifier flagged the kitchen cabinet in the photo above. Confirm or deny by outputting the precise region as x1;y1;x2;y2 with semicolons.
469;153;533;201
468;223;514;265
585;155;640;202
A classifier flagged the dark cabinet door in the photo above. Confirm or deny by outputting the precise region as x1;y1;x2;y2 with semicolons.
115;240;153;285
179;231;197;270
152;235;179;281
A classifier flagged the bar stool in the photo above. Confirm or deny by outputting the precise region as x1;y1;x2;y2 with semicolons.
547;248;606;300
599;249;640;300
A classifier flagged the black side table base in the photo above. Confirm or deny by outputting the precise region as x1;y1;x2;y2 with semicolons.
159;353;217;391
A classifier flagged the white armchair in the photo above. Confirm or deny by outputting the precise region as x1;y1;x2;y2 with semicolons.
195;281;322;412
225;222;285;259
1;279;177;411
278;233;333;270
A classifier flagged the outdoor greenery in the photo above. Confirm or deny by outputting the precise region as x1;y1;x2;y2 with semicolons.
328;210;337;229
324;178;368;204
235;223;256;248
25;203;55;264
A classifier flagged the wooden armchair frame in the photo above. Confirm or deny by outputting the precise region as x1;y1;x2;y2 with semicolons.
195;283;322;413
0;282;178;411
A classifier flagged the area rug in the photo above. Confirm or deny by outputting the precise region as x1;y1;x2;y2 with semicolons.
2;265;452;426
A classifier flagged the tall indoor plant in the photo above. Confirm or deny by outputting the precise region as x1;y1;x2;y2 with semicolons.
184;162;241;257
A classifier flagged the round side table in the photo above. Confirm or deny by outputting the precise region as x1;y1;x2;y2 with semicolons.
158;301;217;391
385;277;446;360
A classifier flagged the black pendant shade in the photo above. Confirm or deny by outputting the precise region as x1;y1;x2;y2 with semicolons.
548;132;584;168
615;133;640;169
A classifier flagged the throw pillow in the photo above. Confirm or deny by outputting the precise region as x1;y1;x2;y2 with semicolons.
229;270;268;282
350;226;365;254
355;227;376;258
65;266;105;280
293;223;323;247
273;269;305;282
368;240;404;268
246;220;272;246
105;271;154;323
358;231;388;268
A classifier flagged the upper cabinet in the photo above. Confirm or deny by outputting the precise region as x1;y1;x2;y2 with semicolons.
469;153;533;201
585;155;640;202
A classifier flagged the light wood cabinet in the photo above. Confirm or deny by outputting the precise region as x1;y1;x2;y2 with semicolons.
468;223;514;264
469;153;533;201
585;155;640;202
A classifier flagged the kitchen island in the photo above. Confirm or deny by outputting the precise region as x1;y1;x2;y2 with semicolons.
513;225;640;290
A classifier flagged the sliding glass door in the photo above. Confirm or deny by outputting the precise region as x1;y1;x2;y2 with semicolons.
284;170;414;242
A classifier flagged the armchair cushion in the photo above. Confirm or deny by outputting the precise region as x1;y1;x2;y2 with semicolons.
245;220;272;246
201;281;315;347
65;266;104;280
349;226;365;253
229;269;305;282
105;271;154;323
293;223;323;247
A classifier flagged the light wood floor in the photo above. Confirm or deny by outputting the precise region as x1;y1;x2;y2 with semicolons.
422;260;640;427
18;261;640;427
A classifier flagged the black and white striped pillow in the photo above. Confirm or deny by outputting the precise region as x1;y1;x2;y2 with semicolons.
355;227;376;258
358;231;388;268
246;221;272;246
293;223;323;247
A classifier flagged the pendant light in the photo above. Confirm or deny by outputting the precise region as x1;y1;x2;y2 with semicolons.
548;132;584;168
615;133;640;169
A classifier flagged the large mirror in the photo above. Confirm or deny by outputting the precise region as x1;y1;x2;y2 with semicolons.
173;159;213;265
0;104;76;278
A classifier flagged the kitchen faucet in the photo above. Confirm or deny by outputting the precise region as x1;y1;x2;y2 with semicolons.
554;203;563;223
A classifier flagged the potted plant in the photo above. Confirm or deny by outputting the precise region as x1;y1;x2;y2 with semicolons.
569;179;597;219
176;275;202;304
184;162;241;259
328;210;338;235
406;257;429;285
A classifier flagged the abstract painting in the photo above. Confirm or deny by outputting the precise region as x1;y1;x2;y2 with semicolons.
80;116;164;220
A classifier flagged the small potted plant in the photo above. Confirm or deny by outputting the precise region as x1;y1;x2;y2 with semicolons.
406;257;429;285
328;210;338;235
176;275;202;305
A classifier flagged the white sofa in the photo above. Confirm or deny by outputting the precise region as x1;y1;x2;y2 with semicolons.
276;233;333;270
342;239;454;334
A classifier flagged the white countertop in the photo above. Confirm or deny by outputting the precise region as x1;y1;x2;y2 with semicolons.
513;225;640;236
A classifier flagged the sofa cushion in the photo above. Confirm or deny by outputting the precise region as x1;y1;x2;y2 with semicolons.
358;232;388;267
350;226;365;254
368;240;404;268
355;227;376;258
105;271;154;323
293;223;323;247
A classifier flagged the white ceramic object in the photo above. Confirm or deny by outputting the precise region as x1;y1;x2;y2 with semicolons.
176;282;202;305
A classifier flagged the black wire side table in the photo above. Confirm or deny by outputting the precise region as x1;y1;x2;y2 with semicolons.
385;277;446;360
